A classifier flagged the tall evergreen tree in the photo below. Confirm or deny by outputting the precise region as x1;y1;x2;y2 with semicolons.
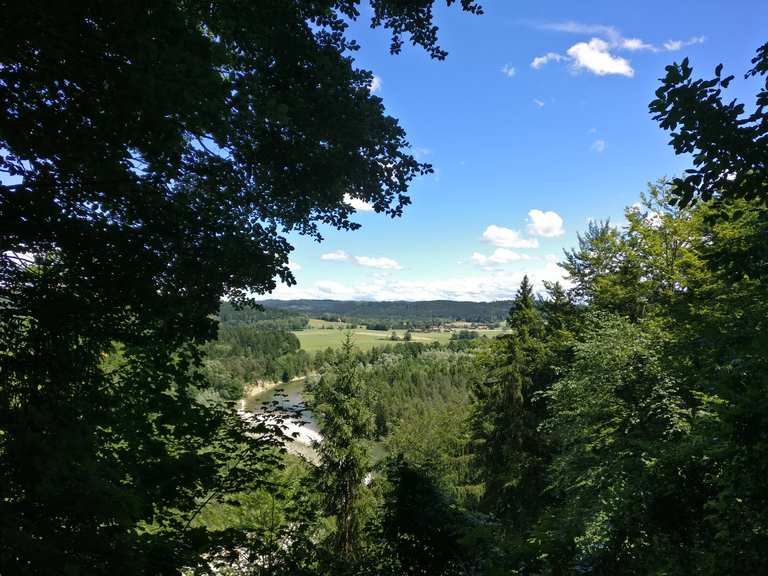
471;277;547;523
310;334;374;563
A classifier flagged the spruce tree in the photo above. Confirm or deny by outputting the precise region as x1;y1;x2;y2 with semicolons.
310;334;374;562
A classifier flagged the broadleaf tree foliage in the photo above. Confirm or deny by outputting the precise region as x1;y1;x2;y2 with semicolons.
650;42;767;206
0;1;481;573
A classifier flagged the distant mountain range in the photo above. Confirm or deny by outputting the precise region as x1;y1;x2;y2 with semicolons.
260;299;514;324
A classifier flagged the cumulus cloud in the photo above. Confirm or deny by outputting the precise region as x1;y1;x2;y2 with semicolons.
533;22;704;77
590;139;606;152
531;52;565;69
343;193;375;212
288;262;302;271
321;250;351;262
353;256;402;270
501;64;516;77
528;209;565;237
258;263;570;302
369;75;382;93
482;225;539;249
567;38;634;77
471;248;532;268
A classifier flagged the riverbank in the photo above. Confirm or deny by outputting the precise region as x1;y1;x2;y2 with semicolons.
243;374;309;400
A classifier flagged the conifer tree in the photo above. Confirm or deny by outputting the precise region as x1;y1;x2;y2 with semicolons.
310;334;374;562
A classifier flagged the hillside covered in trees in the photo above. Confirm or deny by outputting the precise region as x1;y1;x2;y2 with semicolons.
260;299;513;328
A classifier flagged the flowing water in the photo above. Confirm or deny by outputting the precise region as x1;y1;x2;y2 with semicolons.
244;376;318;433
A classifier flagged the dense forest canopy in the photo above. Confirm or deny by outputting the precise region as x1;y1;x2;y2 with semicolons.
218;302;310;331
260;299;513;325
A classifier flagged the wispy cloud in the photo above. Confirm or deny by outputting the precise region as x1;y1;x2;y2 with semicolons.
590;139;606;153
531;52;566;69
369;75;382;93
663;36;705;51
539;21;620;38
501;63;516;77
533;98;545;108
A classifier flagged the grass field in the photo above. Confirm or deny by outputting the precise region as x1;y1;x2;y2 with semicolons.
294;323;505;352
307;317;354;329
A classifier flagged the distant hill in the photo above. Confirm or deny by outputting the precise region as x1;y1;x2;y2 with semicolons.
218;302;309;330
258;299;513;324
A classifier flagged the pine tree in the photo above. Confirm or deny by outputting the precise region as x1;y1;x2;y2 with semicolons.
310;334;374;562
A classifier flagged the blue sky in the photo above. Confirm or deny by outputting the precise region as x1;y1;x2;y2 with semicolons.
266;0;767;301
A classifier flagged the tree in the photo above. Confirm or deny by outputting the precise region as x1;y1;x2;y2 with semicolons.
0;2;481;572
471;277;548;524
539;315;693;573
310;334;374;563
650;42;768;206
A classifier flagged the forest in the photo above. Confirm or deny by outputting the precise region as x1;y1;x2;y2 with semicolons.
1;2;766;575
260;299;514;329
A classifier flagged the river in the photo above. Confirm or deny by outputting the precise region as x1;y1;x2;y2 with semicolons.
240;377;321;460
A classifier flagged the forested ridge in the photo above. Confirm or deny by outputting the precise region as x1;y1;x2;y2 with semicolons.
260;299;514;326
2;1;767;574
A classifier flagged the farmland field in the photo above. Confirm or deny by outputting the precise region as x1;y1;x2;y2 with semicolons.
293;323;505;352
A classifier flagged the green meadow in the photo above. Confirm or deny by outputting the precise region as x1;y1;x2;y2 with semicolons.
294;323;505;352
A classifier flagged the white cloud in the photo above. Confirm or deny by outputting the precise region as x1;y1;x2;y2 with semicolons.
258;263;570;302
531;52;566;69
567;38;634;77
321;250;402;270
539;21;620;42
501;64;516;77
621;37;654;51
534;22;704;79
353;256;402;270
288;262;302;271
544;254;560;263
663;37;705;51
533;98;545;108
471;248;532;268
482;225;539;249
528;209;565;237
540;21;704;53
590;139;606;152
321;250;351;262
369;75;382;93
343;193;375;212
